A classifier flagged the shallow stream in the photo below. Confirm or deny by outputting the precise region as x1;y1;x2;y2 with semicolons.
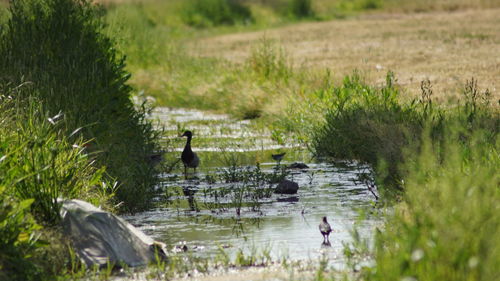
124;108;380;269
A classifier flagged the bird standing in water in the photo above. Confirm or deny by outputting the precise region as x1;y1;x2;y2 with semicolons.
319;216;332;244
271;152;286;165
181;130;199;179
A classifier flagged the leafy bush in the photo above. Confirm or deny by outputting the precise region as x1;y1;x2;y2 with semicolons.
182;0;252;27
332;0;382;14
0;0;160;212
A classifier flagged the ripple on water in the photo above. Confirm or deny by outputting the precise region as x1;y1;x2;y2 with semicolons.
126;108;380;269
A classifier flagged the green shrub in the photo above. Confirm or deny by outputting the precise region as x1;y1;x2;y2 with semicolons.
0;0;160;212
312;72;423;188
182;0;252;27
288;0;314;18
312;73;497;191
348;128;499;281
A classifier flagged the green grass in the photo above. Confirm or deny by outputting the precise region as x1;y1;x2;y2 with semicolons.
2;98;113;225
345;127;499;281
0;0;161;213
1;0;498;280
0;185;40;281
306;73;498;193
0;1;162;278
0;94;114;280
182;0;253;28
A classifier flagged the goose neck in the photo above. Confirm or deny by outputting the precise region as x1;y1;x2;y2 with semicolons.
185;136;192;149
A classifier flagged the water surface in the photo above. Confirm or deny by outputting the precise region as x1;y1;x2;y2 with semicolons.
125;108;379;269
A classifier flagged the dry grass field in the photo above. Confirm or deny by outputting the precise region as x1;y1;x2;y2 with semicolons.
191;8;500;101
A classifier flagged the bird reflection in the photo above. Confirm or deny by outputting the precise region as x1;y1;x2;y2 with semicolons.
321;241;331;248
182;186;199;212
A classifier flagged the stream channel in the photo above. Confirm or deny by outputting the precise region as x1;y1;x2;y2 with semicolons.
124;107;380;270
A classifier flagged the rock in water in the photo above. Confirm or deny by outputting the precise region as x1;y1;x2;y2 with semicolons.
287;162;309;169
274;179;299;194
59;199;167;268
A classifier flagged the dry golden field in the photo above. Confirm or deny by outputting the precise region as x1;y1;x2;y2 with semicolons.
191;8;500;101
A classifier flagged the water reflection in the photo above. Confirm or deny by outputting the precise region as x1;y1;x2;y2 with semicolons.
128;107;380;269
276;195;299;203
126;162;379;268
182;186;199;212
321;241;332;248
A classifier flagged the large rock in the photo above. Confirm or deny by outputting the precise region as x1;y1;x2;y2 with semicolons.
274;179;299;194
59;199;167;268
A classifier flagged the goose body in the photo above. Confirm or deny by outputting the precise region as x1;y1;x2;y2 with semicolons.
272;152;286;162
319;216;332;243
181;131;199;178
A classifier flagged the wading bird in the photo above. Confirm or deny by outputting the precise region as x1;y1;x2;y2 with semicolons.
271;152;286;165
319;216;332;244
181;130;199;178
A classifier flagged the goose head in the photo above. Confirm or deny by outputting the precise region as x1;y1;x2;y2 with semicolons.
181;130;193;138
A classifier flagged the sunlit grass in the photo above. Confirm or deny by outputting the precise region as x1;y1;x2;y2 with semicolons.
344;127;499;281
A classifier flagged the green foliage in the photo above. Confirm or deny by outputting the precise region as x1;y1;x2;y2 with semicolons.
336;0;382;11
182;0;253;27
0;186;41;281
312;72;497;191
0;96;113;225
312;72;422;188
349;128;499;281
247;37;293;82
0;0;160;212
288;0;315;18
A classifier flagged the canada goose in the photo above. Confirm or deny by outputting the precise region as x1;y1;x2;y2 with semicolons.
319;216;332;244
181;131;199;178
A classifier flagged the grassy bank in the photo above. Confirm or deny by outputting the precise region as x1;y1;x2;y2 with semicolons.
0;0;161;279
0;95;116;280
343;125;499;281
0;0;161;213
309;74;498;191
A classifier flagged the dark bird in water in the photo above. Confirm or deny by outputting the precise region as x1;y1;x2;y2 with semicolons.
272;152;286;165
319;216;332;244
181;130;199;178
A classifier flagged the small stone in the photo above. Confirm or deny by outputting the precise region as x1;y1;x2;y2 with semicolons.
275;179;299;194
